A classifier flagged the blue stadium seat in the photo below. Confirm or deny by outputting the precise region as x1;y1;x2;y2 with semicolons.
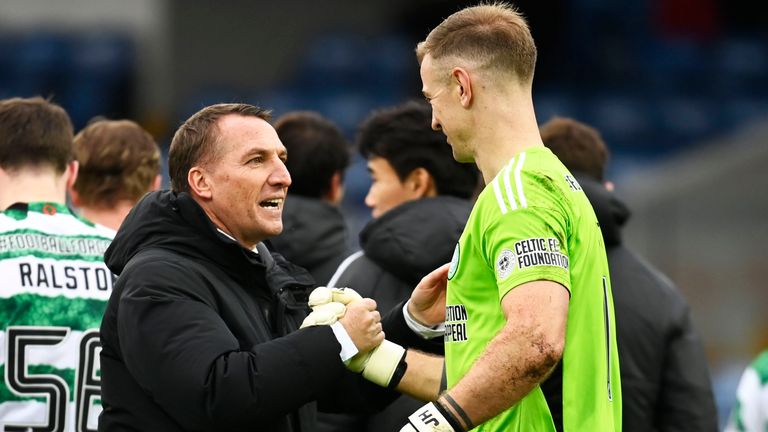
588;93;655;153
361;34;414;99
534;90;581;124
69;34;133;80
719;97;768;131
178;87;252;124
64;34;135;128
316;92;383;138
643;38;710;94
9;32;72;97
715;37;768;96
296;34;367;92
653;96;717;147
251;89;310;118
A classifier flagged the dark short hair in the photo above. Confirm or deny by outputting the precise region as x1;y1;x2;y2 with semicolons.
274;111;350;198
169;103;271;193
357;100;479;199
0;96;74;173
73;119;161;207
540;116;609;181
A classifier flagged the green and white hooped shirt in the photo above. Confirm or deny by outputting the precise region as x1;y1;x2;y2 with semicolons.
0;202;114;432
726;350;768;432
445;147;622;431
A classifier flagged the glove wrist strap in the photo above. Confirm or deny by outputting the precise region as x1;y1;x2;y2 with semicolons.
387;350;408;389
362;339;406;387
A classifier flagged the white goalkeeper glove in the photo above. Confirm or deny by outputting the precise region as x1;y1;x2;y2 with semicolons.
300;286;362;328
301;286;408;388
401;399;468;432
308;286;363;307
346;338;406;388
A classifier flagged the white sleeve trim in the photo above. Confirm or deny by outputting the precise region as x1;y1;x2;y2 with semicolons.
403;300;445;339
330;321;359;361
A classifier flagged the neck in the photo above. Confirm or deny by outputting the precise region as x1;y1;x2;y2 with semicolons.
78;201;135;231
470;86;544;184
0;172;67;210
193;196;258;250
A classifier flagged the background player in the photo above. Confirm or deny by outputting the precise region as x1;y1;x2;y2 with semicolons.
69;119;162;231
0;97;114;431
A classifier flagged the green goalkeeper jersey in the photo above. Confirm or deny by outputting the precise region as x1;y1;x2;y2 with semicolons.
445;147;622;431
0;202;114;432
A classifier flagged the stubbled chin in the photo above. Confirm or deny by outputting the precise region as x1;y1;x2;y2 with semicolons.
271;220;284;236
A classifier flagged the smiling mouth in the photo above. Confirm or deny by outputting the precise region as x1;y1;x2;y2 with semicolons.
260;198;283;208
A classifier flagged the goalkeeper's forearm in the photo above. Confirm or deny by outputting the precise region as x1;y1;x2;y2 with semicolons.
394;349;444;401
348;341;443;402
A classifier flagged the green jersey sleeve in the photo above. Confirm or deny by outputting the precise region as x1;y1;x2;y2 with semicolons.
483;205;571;300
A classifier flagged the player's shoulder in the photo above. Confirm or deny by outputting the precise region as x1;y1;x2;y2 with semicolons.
480;147;572;216
0;202;113;240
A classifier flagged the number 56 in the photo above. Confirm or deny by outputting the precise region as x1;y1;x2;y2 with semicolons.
5;326;101;432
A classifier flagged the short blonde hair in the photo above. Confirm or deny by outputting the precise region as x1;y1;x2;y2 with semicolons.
416;2;537;82
73;119;160;207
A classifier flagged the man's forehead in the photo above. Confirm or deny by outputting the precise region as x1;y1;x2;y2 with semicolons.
420;55;443;92
215;115;285;155
217;113;269;133
217;115;276;140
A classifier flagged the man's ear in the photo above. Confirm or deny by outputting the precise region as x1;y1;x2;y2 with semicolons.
64;160;79;191
150;174;162;192
188;166;212;199
324;171;345;205
452;67;473;108
405;167;438;199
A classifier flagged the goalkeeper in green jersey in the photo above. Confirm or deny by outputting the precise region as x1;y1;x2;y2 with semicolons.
365;3;623;431
293;4;622;430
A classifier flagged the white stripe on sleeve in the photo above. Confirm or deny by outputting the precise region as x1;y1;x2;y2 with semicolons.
502;157;518;211
514;152;528;209
492;175;508;214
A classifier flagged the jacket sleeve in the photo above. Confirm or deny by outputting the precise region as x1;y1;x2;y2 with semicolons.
116;258;350;431
657;299;719;432
381;300;444;355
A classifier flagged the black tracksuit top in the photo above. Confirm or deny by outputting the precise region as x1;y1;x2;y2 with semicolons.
98;190;399;432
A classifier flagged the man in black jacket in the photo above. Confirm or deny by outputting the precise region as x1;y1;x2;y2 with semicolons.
319;101;479;432
98;103;409;431
540;116;718;432
270;111;351;285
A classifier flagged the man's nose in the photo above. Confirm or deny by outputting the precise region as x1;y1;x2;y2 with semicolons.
271;160;292;187
364;189;375;209
431;114;441;131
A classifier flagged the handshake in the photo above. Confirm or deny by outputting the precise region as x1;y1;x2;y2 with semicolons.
301;284;467;432
300;287;407;389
